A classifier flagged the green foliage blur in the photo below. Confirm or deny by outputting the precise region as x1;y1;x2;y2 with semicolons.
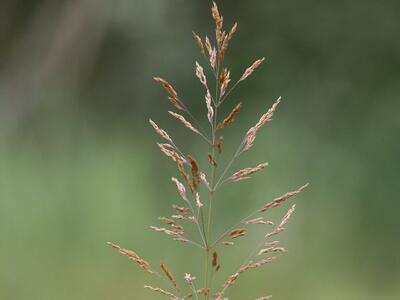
1;0;399;299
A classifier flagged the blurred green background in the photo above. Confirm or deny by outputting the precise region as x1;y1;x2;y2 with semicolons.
1;0;399;299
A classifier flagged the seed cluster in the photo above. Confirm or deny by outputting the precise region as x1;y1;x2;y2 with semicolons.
108;2;309;300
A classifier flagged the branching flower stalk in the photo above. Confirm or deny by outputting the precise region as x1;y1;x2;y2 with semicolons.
108;3;309;300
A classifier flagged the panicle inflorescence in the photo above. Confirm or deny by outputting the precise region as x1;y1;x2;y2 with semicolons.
108;2;308;300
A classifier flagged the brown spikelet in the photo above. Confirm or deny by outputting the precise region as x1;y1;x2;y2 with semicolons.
248;257;277;269
154;77;186;111
172;204;190;214
239;57;266;82
188;155;200;189
200;172;211;191
229;162;269;182
208;153;217;167
219;68;231;97
258;246;288;255
171;177;188;201
216;136;224;154
222;272;239;288
197;288;210;296
183;288;210;300
222;241;234;246
245;217;274;225
150;119;174;144
205;90;214;124
144;285;179;300
211;2;223;47
212;251;218;268
192;31;205;54
218;102;242;129
210;47;217;70
158;216;184;233
177;159;193;192
221;257;276;289
169;111;200;135
278;204;296;230
195;61;208;88
160;261;180;292
150;226;183;239
220;22;238;57
205;36;213;57
243;96;281;151
157;143;186;164
107;242;157;275
195;192;203;208
258;183;309;212
171;214;195;222
229;228;246;239
265;205;297;239
228;22;238;41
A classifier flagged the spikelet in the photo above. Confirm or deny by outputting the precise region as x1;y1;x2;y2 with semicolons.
258;183;309;212
195;192;203;208
208;154;217;167
183;288;210;299
205;90;214;124
247;257;276;269
227;22;238;41
245;217;274;225
210;47;217;70
220;22;238;56
216;136;224;154
278;204;296;230
171;215;195;222
258;246;288;255
172;204;190;214
195;61;208;88
154;77;186;111
205;36;213;57
222;241;234;246
255;296;272;300
107;242;157;275
229;228;246;239
158;216;184;233
169;111;200;135
218;102;242;129
229;162;269;182
177;159;193;192
160;261;180;292
211;2;223;47
265;205;296;239
219;68;231;97
149;119;174;144
211;2;222;29
144;285;178;300
200;172;211;191
192;31;205;54
239;58;266;82
158;143;186;164
171;177;188;201
188;155;200;189
243;97;281;151
150;226;183;239
220;256;277;294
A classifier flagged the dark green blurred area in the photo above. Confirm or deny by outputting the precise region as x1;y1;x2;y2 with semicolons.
1;0;399;299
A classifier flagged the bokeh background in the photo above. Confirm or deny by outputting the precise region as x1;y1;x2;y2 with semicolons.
1;0;399;299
